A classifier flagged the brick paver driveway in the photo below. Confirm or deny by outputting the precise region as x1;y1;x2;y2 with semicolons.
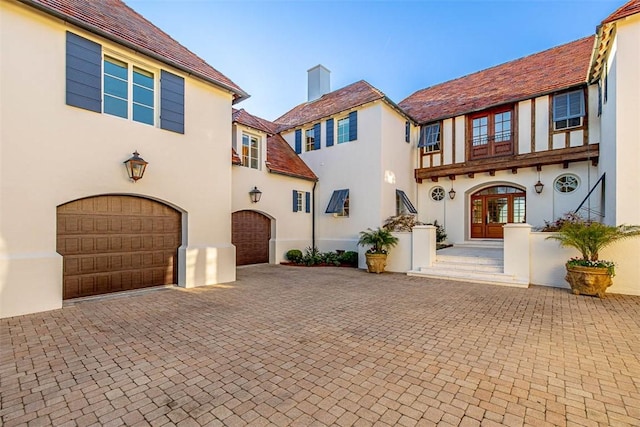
2;265;640;426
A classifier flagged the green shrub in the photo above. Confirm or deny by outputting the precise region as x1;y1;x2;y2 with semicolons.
338;251;358;266
320;251;341;266
286;249;303;263
302;247;322;266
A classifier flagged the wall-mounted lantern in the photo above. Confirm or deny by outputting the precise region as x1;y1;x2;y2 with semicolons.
534;180;545;194
448;187;456;200
123;151;148;183
249;186;262;203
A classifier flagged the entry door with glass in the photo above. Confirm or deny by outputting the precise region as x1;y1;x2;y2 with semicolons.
470;186;525;239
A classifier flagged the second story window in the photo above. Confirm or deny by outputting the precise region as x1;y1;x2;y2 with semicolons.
103;56;155;125
418;123;441;153
242;133;259;169
553;90;585;130
305;128;315;151
337;117;350;144
469;107;513;160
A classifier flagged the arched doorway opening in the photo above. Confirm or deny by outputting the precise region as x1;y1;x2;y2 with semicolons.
470;186;526;239
232;210;271;265
57;195;182;299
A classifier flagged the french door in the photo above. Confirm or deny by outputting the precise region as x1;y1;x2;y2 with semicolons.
470;186;525;239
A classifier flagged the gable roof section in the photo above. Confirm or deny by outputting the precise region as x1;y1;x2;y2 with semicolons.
399;36;594;124
231;109;317;181
603;0;640;23
233;108;278;135
590;0;640;82
20;0;248;103
275;80;404;132
266;135;317;181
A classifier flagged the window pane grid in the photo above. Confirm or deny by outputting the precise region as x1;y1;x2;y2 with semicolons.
242;134;260;169
103;57;155;125
337;118;349;144
472;117;488;146
305;129;315;151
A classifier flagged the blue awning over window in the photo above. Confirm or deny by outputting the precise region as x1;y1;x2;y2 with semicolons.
396;190;417;214
326;189;349;213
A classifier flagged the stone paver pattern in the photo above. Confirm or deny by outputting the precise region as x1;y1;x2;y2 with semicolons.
2;265;640;426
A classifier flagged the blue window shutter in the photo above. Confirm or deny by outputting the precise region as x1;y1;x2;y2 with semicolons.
348;111;358;141
597;83;602;117
405;121;410;143
295;129;302;154
305;192;311;213
417;127;426;148
326;119;334;147
553;93;568;121
326;189;349;213
66;32;101;112
292;190;298;212
160;70;185;134
314;123;321;150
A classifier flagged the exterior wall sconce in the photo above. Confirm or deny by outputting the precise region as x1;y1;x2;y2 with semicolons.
448;187;456;199
534;168;544;194
123;151;148;182
249;186;262;203
534;180;545;194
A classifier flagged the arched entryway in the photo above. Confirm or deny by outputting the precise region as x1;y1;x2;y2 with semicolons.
470;186;526;239
57;195;182;299
232;210;271;265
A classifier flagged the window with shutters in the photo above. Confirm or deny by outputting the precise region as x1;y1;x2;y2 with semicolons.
305;128;316;151
103;55;155;125
326;189;349;217
553;90;585;130
294;191;304;212
241;133;260;169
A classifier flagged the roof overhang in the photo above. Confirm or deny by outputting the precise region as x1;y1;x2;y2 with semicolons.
18;0;250;104
588;23;616;84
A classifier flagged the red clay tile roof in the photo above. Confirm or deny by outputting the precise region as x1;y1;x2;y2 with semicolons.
266;134;317;181
231;148;242;165
233;109;278;134
20;0;248;103
399;37;594;124
603;0;640;23
231;109;317;181
274;80;386;131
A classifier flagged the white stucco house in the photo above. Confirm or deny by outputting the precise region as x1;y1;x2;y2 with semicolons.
275;67;418;253
0;0;248;318
231;109;317;265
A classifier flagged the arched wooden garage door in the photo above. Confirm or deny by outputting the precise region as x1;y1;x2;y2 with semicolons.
57;196;181;299
232;211;271;265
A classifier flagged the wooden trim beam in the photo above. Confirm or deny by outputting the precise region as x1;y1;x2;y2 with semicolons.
415;144;599;182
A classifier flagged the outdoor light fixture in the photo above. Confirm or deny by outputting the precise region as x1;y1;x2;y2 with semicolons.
448;187;456;200
534;169;544;194
123;151;148;182
249;186;262;203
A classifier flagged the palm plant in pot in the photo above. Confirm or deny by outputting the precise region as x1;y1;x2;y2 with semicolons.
546;219;640;297
358;227;399;274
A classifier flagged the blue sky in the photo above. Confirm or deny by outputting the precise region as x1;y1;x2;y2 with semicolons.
126;0;623;121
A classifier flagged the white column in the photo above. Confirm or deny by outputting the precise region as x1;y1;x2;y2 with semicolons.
412;225;436;270
503;223;532;283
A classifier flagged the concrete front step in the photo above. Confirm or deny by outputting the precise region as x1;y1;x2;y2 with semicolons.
407;267;529;288
452;240;504;249
434;259;503;273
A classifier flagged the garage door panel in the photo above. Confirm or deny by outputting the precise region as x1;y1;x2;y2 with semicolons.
58;196;181;299
232;211;270;266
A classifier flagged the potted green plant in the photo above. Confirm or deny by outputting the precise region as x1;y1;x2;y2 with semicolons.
546;220;640;297
358;227;399;274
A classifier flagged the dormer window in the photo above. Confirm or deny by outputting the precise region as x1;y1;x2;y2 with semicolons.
241;133;260;169
553;90;585;130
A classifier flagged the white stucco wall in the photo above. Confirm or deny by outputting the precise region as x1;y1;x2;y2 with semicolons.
231;125;314;262
1;2;236;318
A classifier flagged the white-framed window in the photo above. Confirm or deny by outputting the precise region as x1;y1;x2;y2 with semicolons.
554;174;580;193
242;133;260;169
293;190;304;212
430;186;445;202
337;117;350;144
396;190;418;215
326;189;349;217
553;90;585;130
103;55;155;125
305;128;316;151
418;123;441;153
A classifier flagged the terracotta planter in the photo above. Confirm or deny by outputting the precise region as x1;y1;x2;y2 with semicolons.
365;253;387;274
565;264;613;298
